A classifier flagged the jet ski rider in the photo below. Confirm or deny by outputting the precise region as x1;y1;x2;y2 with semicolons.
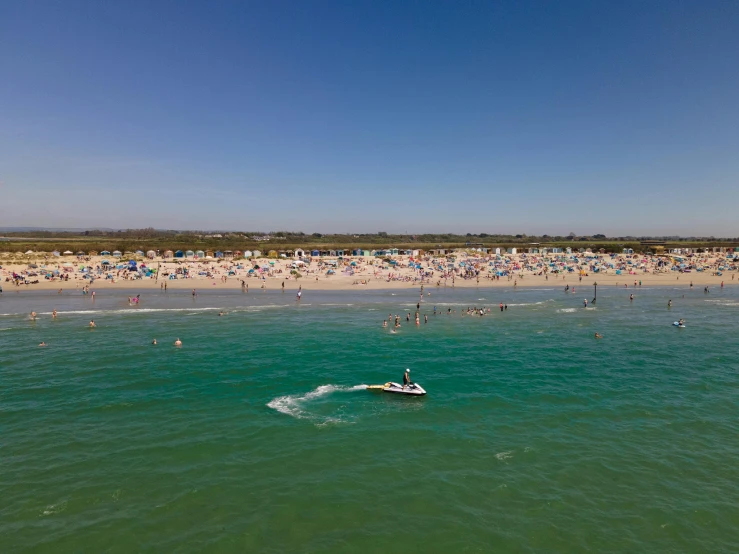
403;368;411;389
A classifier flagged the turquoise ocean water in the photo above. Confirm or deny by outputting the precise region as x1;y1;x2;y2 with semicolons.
2;285;738;552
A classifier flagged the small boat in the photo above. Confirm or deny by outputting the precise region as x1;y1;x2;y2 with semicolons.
370;382;427;396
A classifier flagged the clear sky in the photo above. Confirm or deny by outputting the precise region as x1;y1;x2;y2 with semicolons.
1;1;738;235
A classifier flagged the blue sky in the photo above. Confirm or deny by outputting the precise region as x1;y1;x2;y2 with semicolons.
1;1;737;235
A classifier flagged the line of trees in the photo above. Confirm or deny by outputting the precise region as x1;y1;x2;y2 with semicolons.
1;229;737;256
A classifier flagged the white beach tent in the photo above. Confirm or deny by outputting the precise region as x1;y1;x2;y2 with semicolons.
63;250;74;255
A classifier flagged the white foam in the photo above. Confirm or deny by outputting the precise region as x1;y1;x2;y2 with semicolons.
41;501;67;516
705;299;739;307
557;308;578;313
495;451;513;462
35;307;224;316
267;384;367;421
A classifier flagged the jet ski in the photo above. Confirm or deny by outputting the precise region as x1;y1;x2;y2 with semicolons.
380;382;427;396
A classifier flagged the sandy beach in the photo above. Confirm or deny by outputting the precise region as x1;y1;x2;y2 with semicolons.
2;251;736;294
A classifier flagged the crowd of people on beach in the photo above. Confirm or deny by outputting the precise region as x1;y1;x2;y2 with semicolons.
2;249;737;291
7;248;738;350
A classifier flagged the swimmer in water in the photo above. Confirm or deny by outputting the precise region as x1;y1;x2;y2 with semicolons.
52;310;57;319
152;339;157;345
39;341;47;347
89;319;96;328
30;311;37;320
174;338;182;347
382;320;387;328
594;333;602;339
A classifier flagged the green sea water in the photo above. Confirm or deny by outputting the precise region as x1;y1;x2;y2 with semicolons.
2;285;739;552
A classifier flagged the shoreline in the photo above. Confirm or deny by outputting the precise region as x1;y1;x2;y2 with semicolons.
1;272;734;293
0;275;733;297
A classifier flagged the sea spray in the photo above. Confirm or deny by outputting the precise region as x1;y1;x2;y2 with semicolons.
267;384;368;422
